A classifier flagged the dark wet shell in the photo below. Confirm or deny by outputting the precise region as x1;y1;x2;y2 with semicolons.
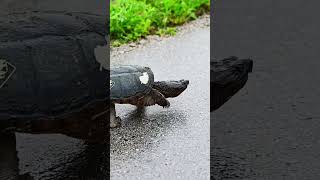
0;11;107;119
110;65;154;101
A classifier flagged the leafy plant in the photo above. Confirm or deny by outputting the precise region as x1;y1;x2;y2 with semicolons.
110;0;210;46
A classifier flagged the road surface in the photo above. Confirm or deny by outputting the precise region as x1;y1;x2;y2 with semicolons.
212;1;320;179
110;16;210;180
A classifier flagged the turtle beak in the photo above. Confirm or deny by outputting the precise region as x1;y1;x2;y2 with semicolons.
181;79;189;86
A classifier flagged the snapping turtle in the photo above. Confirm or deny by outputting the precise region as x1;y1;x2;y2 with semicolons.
211;56;253;111
110;65;189;127
0;11;108;141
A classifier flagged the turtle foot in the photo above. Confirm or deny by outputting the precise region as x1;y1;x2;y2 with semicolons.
110;116;121;128
110;103;121;128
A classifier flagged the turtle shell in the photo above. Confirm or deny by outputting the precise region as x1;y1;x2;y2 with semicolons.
110;65;154;101
0;11;107;122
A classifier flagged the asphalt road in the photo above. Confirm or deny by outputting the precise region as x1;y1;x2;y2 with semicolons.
110;17;210;179
212;1;320;179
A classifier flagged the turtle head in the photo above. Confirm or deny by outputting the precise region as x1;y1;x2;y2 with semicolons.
152;79;189;98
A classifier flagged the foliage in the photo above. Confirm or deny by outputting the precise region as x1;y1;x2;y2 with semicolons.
110;0;210;46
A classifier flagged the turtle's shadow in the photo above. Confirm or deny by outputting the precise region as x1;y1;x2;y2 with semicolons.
110;105;187;158
123;107;147;123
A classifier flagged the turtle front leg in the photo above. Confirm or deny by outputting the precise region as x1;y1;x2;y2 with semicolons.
110;103;121;128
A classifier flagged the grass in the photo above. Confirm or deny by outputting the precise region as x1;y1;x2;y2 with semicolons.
110;0;210;46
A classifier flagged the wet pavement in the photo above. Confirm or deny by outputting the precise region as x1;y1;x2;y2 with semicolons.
213;1;320;179
16;133;109;179
110;17;210;179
